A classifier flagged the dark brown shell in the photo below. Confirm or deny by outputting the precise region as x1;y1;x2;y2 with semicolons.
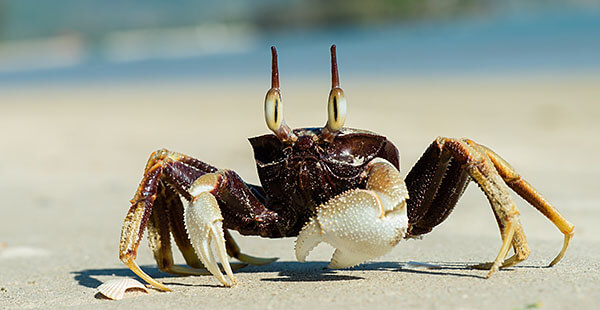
248;127;399;235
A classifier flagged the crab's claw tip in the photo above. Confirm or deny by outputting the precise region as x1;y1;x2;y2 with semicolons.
295;218;322;263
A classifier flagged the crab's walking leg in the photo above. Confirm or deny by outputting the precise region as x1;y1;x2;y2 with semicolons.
295;158;410;268
224;230;278;266
120;149;279;290
147;182;222;276
120;150;222;291
406;138;529;276
406;138;573;276
476;143;574;266
183;171;281;286
151;183;250;273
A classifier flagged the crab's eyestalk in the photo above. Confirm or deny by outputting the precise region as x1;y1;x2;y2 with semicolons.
321;44;347;143
265;46;297;143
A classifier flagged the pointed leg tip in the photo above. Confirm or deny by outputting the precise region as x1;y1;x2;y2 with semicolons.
229;262;249;271
470;262;492;270
160;286;173;292
143;279;171;292
485;266;499;279
547;232;572;267
148;279;172;292
548;257;561;267
485;265;500;279
124;258;171;292
237;253;278;266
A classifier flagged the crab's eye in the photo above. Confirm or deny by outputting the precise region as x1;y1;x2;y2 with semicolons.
265;88;283;132
326;87;347;132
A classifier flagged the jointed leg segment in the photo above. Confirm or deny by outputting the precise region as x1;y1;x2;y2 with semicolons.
478;144;574;266
406;137;573;276
119;149;278;291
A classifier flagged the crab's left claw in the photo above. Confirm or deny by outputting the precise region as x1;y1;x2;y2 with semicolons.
295;158;410;268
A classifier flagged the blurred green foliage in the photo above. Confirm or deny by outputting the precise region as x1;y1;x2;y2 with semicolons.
0;0;596;42
0;0;491;41
253;0;490;29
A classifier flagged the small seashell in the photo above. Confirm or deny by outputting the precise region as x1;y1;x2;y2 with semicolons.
97;278;149;300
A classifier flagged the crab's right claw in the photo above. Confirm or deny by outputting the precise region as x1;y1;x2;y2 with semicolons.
295;159;410;268
185;192;237;287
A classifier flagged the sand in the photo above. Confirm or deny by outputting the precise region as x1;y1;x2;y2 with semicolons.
0;75;599;309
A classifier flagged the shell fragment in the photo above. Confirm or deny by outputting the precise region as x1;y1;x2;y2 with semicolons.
97;278;149;300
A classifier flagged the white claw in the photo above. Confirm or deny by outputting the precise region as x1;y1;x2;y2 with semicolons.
211;226;236;283
330;249;375;269
185;191;236;287
295;164;409;269
295;218;322;263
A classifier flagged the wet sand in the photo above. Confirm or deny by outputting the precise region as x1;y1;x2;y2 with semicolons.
1;75;599;309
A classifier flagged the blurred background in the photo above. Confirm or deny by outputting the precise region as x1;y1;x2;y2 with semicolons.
1;0;599;245
1;1;600;308
1;0;600;81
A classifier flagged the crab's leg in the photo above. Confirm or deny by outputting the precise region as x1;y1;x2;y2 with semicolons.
476;143;574;266
120;149;273;290
147;182;213;276
295;158;410;268
224;230;278;266
450;139;524;277
406;138;530;276
183;171;279;286
120;154;171;291
147;182;249;277
120;150;215;291
159;175;264;269
406;137;573;275
158;182;206;269
204;170;280;264
406;155;470;236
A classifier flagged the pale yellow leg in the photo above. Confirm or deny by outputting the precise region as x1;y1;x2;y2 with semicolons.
477;143;574;266
124;259;171;292
486;220;515;278
224;230;278;265
440;138;530;276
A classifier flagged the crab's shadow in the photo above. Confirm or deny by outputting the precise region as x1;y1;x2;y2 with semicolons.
74;260;545;288
247;261;489;282
72;266;210;289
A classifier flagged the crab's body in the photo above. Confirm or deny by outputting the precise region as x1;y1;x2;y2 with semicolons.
118;46;574;291
247;128;399;237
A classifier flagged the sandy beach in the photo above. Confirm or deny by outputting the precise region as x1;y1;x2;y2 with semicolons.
1;75;599;309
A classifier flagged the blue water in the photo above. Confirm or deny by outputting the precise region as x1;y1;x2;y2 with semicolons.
1;8;599;85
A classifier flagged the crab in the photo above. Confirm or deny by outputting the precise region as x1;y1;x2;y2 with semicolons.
119;45;574;291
